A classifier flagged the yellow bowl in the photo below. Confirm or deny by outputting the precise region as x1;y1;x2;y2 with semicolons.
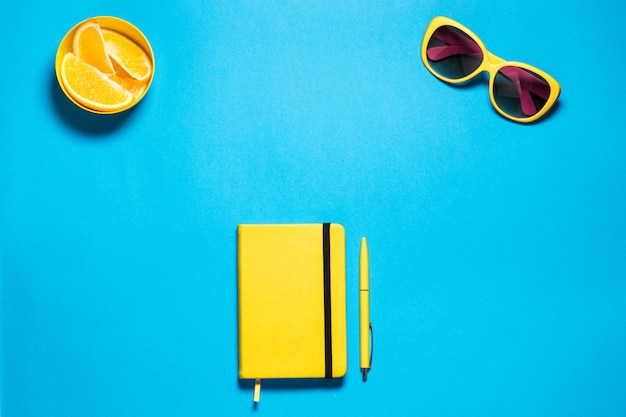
55;16;155;114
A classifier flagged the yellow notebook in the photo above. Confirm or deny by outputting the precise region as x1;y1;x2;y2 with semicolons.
237;223;347;400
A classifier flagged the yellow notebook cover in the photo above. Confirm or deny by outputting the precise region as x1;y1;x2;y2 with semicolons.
237;223;347;381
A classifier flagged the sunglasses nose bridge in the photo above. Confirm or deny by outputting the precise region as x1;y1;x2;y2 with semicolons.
485;51;505;66
482;51;506;81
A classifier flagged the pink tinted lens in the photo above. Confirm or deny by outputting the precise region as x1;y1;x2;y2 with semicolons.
493;66;551;118
426;26;483;79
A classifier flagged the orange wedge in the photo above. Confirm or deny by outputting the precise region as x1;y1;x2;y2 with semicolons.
110;74;147;98
61;52;133;112
102;29;152;82
72;19;114;75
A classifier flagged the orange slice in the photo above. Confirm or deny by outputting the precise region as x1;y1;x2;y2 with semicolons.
110;74;147;98
102;29;152;82
72;19;114;75
61;52;133;112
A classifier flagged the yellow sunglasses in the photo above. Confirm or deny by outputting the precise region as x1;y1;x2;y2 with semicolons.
421;16;561;123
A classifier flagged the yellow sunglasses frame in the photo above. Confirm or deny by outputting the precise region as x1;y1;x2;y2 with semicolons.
421;16;561;123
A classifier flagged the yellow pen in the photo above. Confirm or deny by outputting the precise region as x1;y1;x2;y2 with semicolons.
360;237;372;381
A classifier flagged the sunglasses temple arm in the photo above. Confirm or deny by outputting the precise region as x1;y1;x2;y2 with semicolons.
427;27;483;61
499;69;539;116
500;67;550;100
427;45;481;61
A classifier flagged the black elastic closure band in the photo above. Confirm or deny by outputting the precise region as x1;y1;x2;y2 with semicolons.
322;223;332;378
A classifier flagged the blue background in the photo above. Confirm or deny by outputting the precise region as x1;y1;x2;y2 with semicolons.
2;1;625;416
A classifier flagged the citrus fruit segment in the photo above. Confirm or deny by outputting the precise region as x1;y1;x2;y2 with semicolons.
110;74;147;98
72;19;114;75
102;29;152;82
61;52;133;112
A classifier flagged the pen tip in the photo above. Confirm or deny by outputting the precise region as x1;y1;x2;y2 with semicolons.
362;369;368;381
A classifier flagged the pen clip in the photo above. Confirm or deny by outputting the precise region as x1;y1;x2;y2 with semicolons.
368;322;374;369
363;322;374;381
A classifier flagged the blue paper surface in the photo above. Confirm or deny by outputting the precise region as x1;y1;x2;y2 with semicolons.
1;1;626;416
